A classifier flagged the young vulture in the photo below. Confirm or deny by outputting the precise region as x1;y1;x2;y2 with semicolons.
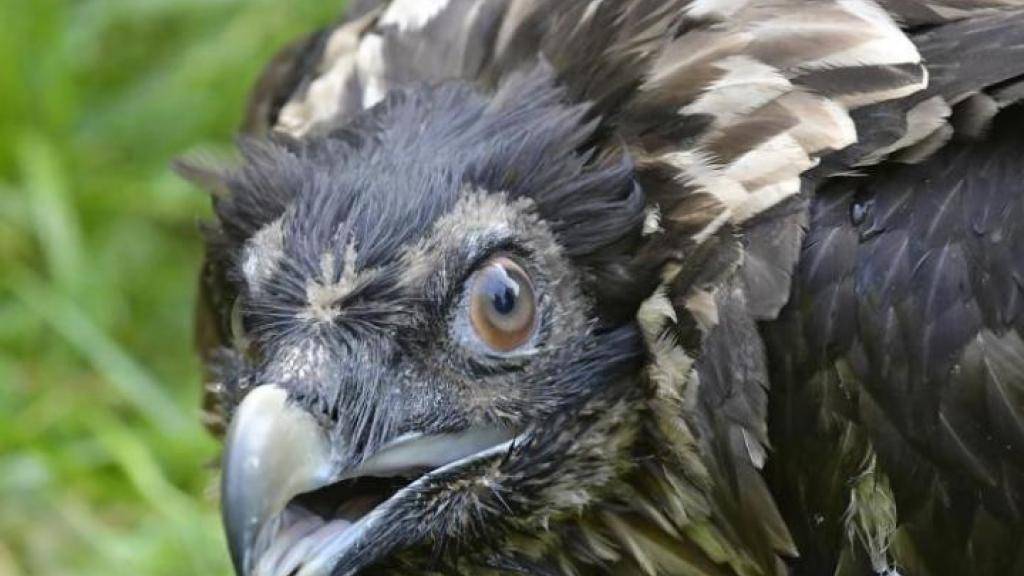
184;1;1024;575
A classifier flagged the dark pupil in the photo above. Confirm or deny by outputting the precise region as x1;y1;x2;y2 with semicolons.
492;284;518;315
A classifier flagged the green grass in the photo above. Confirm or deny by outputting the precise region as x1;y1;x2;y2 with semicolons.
0;1;343;573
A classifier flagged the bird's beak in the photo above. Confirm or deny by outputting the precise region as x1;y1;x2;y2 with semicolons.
221;385;335;576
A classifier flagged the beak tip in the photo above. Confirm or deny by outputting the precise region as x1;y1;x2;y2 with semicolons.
219;385;333;576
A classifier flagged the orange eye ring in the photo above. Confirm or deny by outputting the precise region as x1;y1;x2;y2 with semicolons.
467;256;537;352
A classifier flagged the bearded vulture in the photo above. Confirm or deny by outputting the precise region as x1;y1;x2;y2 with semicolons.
182;1;1024;575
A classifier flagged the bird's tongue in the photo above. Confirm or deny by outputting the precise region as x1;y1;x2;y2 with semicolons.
254;507;351;576
252;477;406;576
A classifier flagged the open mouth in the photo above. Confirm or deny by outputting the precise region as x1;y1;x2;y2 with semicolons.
250;474;419;576
253;430;514;576
220;385;514;576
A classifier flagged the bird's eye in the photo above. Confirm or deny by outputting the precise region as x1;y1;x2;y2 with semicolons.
467;256;538;353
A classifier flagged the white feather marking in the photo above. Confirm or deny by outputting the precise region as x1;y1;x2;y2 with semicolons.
645;0;925;229
844;454;899;574
661;150;748;240
638;286;697;404
742;428;767;468
777;92;858;154
665;151;748;208
686;0;750;18
647;333;696;394
277;18;369;137
691;210;732;244
242;218;285;295
682;56;792;127
733;178;802;223
644;30;752;92
357;33;388;109
279;71;345;136
642;205;664;236
581;0;605;24
638;287;678;341
740;0;920;77
830;0;920;64
683;289;719;330
379;0;450;32
301;238;366;323
723;132;814;188
684;130;811;224
836;70;929;109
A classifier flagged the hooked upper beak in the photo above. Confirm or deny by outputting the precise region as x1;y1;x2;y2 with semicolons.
220;384;516;576
221;385;334;576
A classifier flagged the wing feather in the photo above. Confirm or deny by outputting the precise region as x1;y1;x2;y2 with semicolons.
766;106;1024;574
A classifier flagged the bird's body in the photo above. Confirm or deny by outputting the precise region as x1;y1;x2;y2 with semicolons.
185;1;1024;575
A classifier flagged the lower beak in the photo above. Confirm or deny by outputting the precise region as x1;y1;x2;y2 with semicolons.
221;385;334;576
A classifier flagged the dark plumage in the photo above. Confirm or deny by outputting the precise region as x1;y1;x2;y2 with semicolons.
183;1;1024;575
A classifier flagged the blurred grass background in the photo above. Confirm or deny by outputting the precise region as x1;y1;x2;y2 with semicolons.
0;1;343;574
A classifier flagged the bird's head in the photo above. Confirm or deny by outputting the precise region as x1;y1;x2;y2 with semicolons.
190;66;657;575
